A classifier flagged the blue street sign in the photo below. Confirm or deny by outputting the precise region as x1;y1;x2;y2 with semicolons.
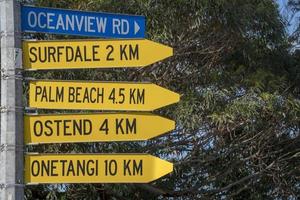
21;6;145;38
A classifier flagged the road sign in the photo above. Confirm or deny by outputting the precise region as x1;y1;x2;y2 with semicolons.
21;6;145;38
24;154;173;184
24;113;175;144
29;80;180;111
23;39;173;70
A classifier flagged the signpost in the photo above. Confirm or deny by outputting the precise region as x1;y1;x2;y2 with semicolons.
21;6;145;38
23;39;173;70
25;154;173;184
0;0;24;199
17;4;178;188
29;80;180;111
24;113;175;144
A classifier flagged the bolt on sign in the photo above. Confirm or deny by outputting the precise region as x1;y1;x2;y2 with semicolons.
24;113;175;144
29;80;180;111
22;39;173;70
21;6;145;38
25;154;173;184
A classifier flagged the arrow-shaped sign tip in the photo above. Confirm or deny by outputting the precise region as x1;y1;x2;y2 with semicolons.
134;21;140;35
148;156;173;182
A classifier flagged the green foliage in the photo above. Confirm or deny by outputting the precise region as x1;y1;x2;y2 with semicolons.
23;0;299;199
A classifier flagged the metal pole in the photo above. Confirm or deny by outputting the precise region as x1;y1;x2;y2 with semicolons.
0;0;24;199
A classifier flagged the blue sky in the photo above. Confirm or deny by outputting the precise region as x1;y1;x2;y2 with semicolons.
277;0;299;35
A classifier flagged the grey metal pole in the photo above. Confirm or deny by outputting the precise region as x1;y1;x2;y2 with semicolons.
0;0;24;199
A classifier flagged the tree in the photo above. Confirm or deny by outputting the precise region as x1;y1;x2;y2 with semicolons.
24;0;299;199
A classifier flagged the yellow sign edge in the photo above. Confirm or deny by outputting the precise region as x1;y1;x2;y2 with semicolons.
22;38;147;43
22;39;173;71
24;153;173;184
24;112;176;145
24;112;162;117
29;79;154;84
25;153;152;156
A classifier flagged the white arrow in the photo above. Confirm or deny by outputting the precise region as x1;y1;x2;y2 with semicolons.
134;21;140;35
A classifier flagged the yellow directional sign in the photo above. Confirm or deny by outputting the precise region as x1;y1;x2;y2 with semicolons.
23;39;173;70
24;113;175;144
25;154;173;184
29;80;180;111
